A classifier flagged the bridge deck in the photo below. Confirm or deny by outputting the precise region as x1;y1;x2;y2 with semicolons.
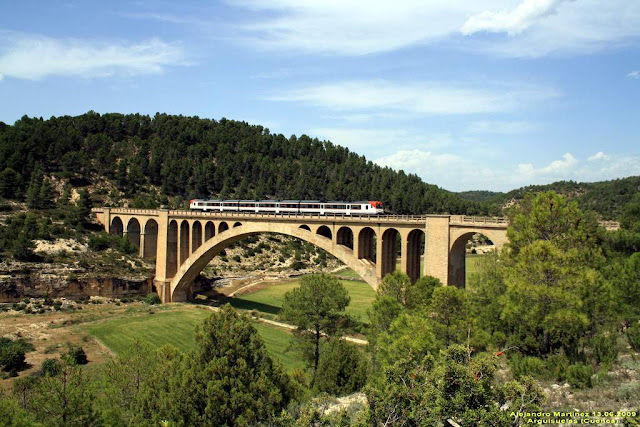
92;208;511;227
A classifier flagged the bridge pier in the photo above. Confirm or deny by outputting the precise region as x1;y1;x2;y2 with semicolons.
425;215;451;286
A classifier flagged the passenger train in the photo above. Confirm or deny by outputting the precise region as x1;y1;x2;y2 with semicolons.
189;199;385;215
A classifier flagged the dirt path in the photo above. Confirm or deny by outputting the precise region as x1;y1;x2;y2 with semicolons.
200;305;368;346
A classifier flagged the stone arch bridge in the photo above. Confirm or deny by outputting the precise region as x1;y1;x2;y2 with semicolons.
92;208;510;303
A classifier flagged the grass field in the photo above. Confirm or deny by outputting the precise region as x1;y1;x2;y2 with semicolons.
87;307;305;371
229;278;377;323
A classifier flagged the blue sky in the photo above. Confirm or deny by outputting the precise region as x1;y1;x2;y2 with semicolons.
0;0;638;192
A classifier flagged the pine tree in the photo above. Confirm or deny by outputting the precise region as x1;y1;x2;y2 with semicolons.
38;177;55;209
281;274;351;387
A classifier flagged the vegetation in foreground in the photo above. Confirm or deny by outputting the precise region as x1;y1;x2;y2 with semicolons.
1;191;639;426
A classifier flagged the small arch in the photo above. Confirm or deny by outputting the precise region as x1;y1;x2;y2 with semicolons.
336;226;354;250
448;232;494;289
316;225;332;239
205;221;215;241
192;221;203;252
219;222;229;234
299;225;311;231
180;220;190;266
126;218;141;250
381;228;400;278
167;220;178;277
358;227;376;263
110;217;124;237
143;219;158;260
406;229;425;284
233;222;242;228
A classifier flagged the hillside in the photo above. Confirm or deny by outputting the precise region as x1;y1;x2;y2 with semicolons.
0;112;487;215
458;177;640;220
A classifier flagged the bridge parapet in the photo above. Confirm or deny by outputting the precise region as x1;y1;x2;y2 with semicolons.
92;207;160;216
450;215;510;227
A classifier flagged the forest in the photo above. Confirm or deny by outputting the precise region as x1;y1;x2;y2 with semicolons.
0;112;489;215
459;177;640;220
1;191;639;425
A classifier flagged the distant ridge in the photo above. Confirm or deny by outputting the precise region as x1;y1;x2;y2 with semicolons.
458;176;640;220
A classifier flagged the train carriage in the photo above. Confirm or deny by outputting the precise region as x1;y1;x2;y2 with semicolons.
189;199;384;215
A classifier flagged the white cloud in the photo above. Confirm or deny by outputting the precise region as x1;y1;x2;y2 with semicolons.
268;80;560;115
0;33;188;80
375;149;462;173
467;120;536;134
517;152;578;177
227;0;640;58
228;0;494;55
309;127;452;153
0;72;3;81
461;0;572;36
588;151;610;161
464;1;640;58
370;148;639;192
628;71;640;79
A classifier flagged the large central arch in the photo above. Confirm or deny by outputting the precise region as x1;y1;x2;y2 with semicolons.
169;222;381;302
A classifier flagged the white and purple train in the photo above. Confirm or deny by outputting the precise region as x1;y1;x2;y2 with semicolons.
189;199;385;215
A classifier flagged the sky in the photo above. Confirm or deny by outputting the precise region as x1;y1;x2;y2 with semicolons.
0;0;638;192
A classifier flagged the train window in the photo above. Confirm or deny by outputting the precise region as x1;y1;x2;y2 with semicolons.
351;205;361;210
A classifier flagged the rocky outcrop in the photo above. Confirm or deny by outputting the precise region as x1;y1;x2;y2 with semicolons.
0;276;153;302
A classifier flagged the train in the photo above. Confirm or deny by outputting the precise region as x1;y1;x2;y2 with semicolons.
189;199;385;215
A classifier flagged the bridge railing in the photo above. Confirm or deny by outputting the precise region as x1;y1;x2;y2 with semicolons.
167;210;428;222
451;215;510;225
91;207;159;215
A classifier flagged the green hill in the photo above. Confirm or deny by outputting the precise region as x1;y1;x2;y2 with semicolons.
476;177;640;220
0;112;487;215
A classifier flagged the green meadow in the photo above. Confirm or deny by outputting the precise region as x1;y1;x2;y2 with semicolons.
228;278;377;323
87;307;304;371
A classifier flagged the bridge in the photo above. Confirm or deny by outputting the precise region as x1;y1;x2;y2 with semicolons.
92;208;510;303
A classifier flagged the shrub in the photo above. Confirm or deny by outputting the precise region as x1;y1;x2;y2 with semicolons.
291;261;307;270
510;355;547;379
491;331;507;349
315;339;368;395
64;345;88;365
627;324;640;352
566;363;593;389
0;338;32;373
41;358;61;376
145;293;162;305
591;331;619;365
546;354;570;381
232;255;241;262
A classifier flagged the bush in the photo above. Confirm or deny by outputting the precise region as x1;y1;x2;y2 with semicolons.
627;324;640;352
145;293;162;305
41;358;61;376
591;331;619;365
64;345;88;365
0;338;32;373
546;354;570;381
490;331;507;349
566;363;593;389
510;355;547;379
315;340;368;395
